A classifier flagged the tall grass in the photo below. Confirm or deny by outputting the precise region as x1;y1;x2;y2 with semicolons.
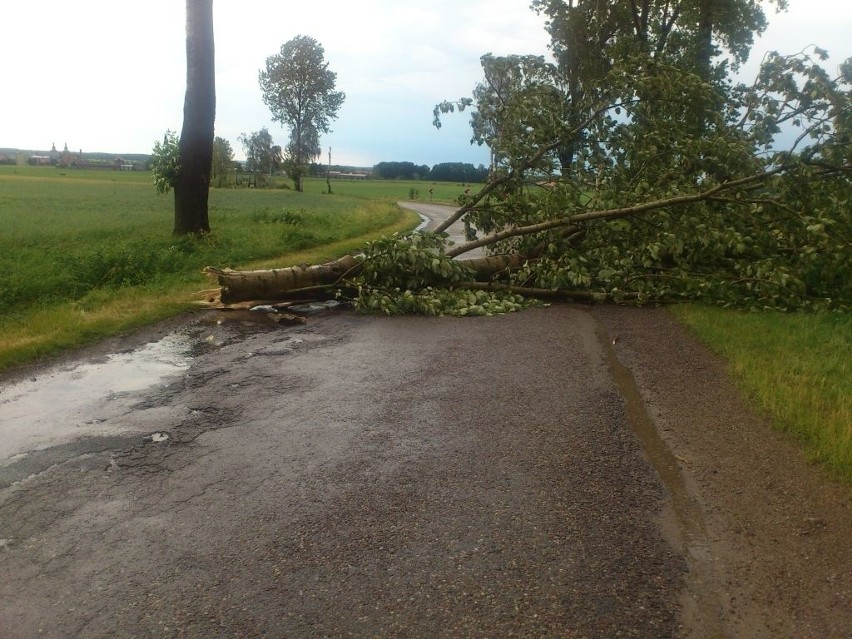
671;305;851;481
0;167;419;370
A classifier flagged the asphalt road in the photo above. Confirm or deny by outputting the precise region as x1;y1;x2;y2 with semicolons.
398;201;486;258
0;304;686;638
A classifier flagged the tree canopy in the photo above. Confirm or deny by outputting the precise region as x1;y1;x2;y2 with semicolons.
259;35;345;192
371;161;488;182
423;1;850;311
373;161;431;180
211;137;235;187
211;2;849;314
430;163;489;183
239;128;282;181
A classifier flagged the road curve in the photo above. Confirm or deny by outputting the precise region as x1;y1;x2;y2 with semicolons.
397;201;486;258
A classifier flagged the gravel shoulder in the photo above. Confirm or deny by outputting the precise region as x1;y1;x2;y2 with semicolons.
595;306;851;638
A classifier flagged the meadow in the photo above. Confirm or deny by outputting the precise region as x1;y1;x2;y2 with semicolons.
0;166;420;369
1;166;848;480
277;174;473;202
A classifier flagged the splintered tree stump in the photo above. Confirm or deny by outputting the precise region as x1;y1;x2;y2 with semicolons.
205;255;361;303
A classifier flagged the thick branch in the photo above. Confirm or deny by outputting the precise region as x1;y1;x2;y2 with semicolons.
205;253;533;304
206;255;360;303
433;144;556;234
457;281;638;303
461;253;530;279
446;167;788;257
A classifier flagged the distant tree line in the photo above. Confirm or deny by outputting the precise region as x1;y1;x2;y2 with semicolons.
372;161;489;183
156;128;494;188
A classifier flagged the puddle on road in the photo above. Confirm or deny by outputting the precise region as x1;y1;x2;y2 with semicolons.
0;333;193;464
594;320;727;638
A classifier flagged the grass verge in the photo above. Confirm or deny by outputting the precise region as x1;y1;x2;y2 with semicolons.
0;221;418;373
0;166;420;372
670;304;851;482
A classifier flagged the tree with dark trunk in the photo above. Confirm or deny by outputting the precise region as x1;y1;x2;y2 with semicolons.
487;0;785;176
173;0;215;235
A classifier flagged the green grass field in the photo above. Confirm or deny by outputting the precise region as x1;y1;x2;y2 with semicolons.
0;166;420;369
290;175;475;203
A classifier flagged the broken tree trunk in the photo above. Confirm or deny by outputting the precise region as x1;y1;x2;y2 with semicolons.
204;253;531;305
204;255;361;304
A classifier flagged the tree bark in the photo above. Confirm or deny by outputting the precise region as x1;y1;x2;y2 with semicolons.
695;0;714;81
174;0;215;235
205;256;362;303
204;254;532;304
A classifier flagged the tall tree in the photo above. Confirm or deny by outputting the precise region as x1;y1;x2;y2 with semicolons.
239;128;282;181
211;136;234;187
173;0;215;235
259;35;345;192
508;0;787;171
471;54;561;170
423;0;849;313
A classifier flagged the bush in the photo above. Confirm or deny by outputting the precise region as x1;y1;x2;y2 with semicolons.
150;131;180;194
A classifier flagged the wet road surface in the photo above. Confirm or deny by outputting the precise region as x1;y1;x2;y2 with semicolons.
0;306;686;637
398;201;486;258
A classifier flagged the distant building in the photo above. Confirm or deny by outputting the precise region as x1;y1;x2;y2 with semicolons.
27;155;53;166
24;143;146;170
59;143;72;167
328;170;369;180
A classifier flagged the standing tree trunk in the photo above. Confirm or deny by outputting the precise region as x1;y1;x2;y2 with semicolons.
689;0;715;140
174;0;215;235
294;125;304;192
326;147;332;194
695;0;714;81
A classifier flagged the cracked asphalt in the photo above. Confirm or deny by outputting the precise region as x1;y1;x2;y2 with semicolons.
1;306;686;638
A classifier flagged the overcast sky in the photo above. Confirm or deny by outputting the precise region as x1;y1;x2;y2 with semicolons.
2;1;849;167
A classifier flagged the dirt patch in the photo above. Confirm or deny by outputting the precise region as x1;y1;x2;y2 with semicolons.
595;305;851;638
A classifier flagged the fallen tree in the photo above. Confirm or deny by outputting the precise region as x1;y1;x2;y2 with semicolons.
205;48;850;314
205;255;361;304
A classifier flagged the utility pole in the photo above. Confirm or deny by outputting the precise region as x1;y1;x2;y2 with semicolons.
326;146;333;194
